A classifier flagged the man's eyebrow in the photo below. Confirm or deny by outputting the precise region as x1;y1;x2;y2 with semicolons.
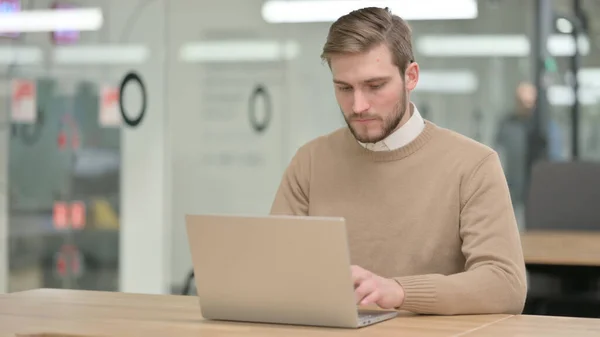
333;77;391;85
363;76;391;83
333;79;350;85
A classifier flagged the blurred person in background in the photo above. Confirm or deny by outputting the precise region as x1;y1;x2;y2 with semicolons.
496;81;565;225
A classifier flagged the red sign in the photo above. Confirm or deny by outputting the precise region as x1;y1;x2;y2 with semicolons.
55;245;83;278
53;202;68;229
70;201;86;229
11;79;36;123
57;130;67;150
99;85;121;127
57;130;80;150
55;255;67;275
53;201;86;229
58;113;81;150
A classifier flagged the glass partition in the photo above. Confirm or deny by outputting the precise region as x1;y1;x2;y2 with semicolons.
2;0;163;293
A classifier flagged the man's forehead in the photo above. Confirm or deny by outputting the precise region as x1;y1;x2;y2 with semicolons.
331;61;398;85
330;45;394;67
329;45;397;83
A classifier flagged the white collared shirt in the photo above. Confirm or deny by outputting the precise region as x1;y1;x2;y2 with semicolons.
359;103;425;151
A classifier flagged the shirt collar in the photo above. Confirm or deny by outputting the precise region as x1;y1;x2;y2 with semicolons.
359;103;425;151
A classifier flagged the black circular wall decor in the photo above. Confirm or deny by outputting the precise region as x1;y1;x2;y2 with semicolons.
248;84;272;134
119;71;147;128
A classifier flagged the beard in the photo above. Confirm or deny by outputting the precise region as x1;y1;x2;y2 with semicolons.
343;87;408;144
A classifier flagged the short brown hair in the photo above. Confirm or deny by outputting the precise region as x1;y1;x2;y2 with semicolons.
321;7;414;75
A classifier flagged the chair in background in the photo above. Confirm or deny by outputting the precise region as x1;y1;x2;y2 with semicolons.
526;161;600;231
181;269;195;295
523;161;600;317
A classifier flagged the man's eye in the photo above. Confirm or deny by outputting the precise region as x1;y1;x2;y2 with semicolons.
338;86;352;92
370;83;384;90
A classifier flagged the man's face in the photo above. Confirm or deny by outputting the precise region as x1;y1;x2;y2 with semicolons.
329;43;419;143
517;83;537;113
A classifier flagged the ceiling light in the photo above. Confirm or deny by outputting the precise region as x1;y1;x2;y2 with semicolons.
261;0;478;23
577;68;600;88
180;40;300;63
547;34;590;56
548;85;599;106
415;70;478;94
417;35;529;57
0;8;102;33
417;34;589;57
53;45;149;65
555;17;573;34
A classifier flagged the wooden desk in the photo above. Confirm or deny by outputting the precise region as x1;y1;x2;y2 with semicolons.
521;230;600;266
0;289;508;337
1;289;600;337
520;230;600;316
464;315;600;336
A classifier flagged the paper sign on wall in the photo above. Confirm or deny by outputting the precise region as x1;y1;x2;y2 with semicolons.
11;79;37;123
55;245;83;278
99;85;121;127
53;201;86;229
70;201;86;229
53;202;68;229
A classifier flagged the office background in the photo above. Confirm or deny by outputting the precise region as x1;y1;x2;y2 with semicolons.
0;0;599;302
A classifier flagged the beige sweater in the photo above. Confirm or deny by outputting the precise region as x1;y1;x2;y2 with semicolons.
270;121;527;315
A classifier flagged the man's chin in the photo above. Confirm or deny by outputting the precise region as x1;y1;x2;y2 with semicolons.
351;132;385;144
346;123;386;143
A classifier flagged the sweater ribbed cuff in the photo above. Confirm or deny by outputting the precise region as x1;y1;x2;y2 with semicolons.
394;275;437;313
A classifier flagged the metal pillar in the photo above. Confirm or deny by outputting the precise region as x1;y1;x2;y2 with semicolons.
528;0;553;174
570;0;583;159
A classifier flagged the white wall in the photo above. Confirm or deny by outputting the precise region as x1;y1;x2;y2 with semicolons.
167;0;293;289
106;0;171;295
0;83;7;293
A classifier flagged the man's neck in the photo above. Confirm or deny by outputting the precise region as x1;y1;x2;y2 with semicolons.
396;102;414;131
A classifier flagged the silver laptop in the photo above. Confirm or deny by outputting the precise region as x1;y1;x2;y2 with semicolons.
185;214;399;328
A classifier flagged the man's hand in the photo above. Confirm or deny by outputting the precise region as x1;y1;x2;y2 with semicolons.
351;265;405;309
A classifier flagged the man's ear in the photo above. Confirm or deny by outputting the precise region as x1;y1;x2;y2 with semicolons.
404;61;419;91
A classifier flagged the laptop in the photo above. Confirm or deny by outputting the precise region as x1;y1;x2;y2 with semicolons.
184;214;399;328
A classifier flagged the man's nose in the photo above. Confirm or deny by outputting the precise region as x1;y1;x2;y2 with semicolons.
352;90;370;114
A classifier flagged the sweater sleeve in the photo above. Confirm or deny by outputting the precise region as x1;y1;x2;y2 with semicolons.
394;152;527;315
270;144;311;216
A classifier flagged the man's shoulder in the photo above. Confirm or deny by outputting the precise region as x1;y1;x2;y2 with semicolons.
295;126;349;156
432;124;497;165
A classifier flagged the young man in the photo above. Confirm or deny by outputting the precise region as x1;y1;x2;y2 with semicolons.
270;7;527;315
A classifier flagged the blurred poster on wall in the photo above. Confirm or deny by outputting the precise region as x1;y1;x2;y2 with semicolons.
10;78;36;123
99;85;121;127
191;59;287;215
198;61;284;165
